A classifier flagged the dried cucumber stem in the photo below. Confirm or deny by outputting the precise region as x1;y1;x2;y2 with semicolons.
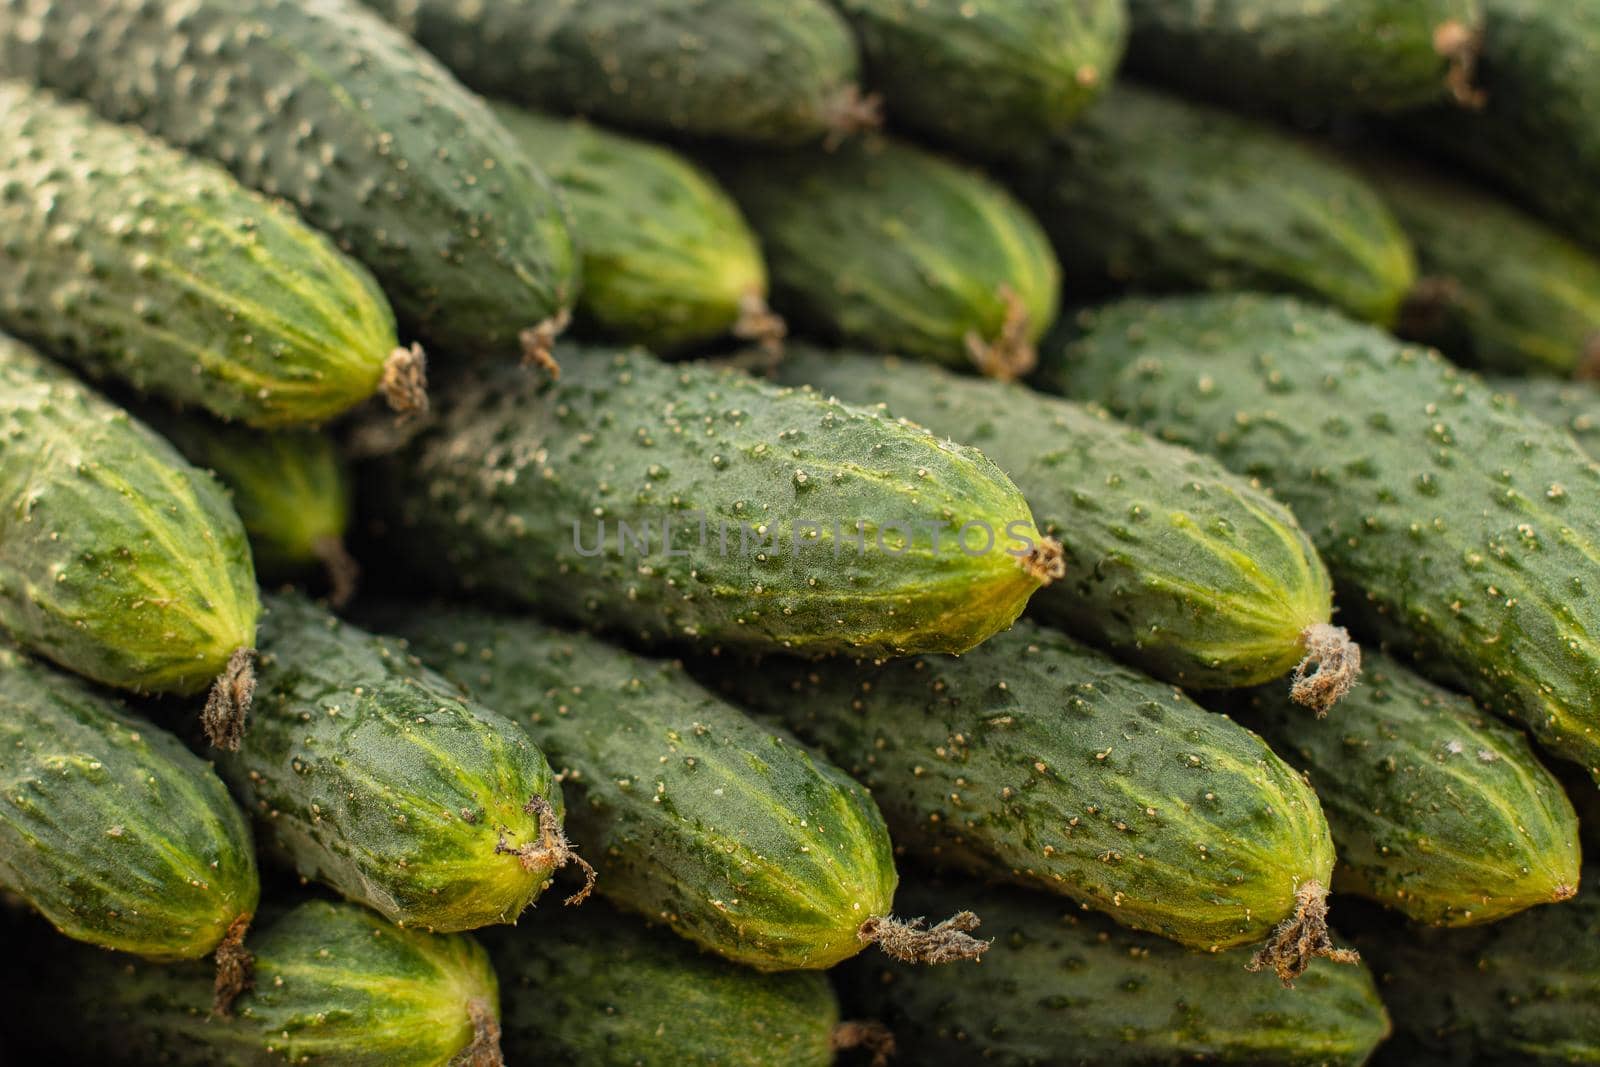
963;285;1036;381
211;913;254;1017
1434;20;1486;109
1247;881;1360;987
732;290;788;357
449;998;505;1067
1578;334;1600;380
1397;275;1462;338
202;648;257;751
822;86;885;150
1290;624;1362;717
312;537;361;610
858;911;989;965
830;1020;896;1067
1022;537;1067;585
381;344;429;417
507;796;597;905
518;309;572;378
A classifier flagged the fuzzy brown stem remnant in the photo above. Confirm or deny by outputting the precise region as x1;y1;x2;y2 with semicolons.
964;285;1036;381
1577;334;1600;380
312;537;361;609
1397;275;1461;340
518;795;597;905
1291;624;1361;717
381;344;429;417
830;1021;896;1067
212;914;254;1017
859;911;988;965
1435;20;1486;109
732;290;788;358
203;648;257;751
1021;537;1067;585
823;86;884;150
449;999;505;1067
1247;881;1360;987
519;309;571;378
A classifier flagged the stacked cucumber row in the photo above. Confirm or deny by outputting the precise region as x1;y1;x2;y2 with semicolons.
2;0;1600;1064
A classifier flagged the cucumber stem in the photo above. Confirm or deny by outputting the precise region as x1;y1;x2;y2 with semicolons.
858;910;989;965
830;1020;896;1067
1291;624;1362;717
1246;880;1361;987
211;913;254;1017
821;86;883;150
511;795;597;906
449;998;505;1067
519;309;572;379
1434;20;1485;110
312;537;361;610
381;344;429;417
202;648;257;751
732;290;788;359
1022;537;1067;585
963;285;1037;381
1579;333;1600;380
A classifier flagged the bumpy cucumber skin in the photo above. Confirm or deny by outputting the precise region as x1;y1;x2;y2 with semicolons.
1012;85;1415;326
386;606;898;972
221;593;565;933
0;0;577;357
1044;294;1600;782
778;346;1334;690
366;346;1051;657
1128;0;1482;113
705;620;1335;950
717;138;1060;375
8;900;501;1067
844;879;1390;1067
1237;651;1580;926
490;901;839;1066
0;337;258;696
366;0;865;145
836;0;1127;157
1366;158;1600;376
0;646;258;961
0;83;398;427
492;106;769;352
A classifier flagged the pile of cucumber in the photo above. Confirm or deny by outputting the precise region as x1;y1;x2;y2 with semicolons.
2;0;1599;1063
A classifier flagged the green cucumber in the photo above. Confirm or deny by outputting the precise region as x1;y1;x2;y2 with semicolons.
1011;84;1416;326
0;645;258;968
1365;158;1600;376
835;0;1127;157
363;0;875;145
1500;379;1600;453
843;878;1391;1066
220;592;580;933
490;106;781;354
363;345;1060;658
715;137;1060;378
490;899;856;1066
0;81;418;427
703;620;1352;982
0;336;259;734
0;0;578;360
1235;650;1580;926
776;346;1355;706
1127;0;1483;113
1042;293;1600;783
7;899;504;1066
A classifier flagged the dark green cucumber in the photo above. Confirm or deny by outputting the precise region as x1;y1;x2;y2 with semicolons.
490;900;845;1066
0;645;257;962
703;621;1346;976
0;81;416;427
9;899;504;1066
1365;158;1600;376
364;0;874;145
364;345;1059;658
1128;0;1483;113
0;0;577;359
716;137;1060;378
1043;293;1600;782
221;593;575;933
0;336;259;706
1011;84;1416;326
835;0;1127;157
1500;379;1600;453
843;878;1391;1067
1236;651;1580;926
491;106;779;354
776;347;1352;703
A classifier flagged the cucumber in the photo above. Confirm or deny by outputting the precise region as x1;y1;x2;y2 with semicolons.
776;346;1356;707
363;345;1060;658
0;336;259;742
1042;293;1600;783
220;592;582;933
1235;650;1581;926
142;413;359;607
715;137;1060;379
1010;84;1416;326
6;898;504;1066
843;878;1391;1066
1364;158;1600;377
0;0;578;361
363;0;875;145
702;620;1352;983
1127;0;1483;113
490;899;850;1066
1500;379;1600;453
835;0;1127;157
490;106;781;354
0;81;419;427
